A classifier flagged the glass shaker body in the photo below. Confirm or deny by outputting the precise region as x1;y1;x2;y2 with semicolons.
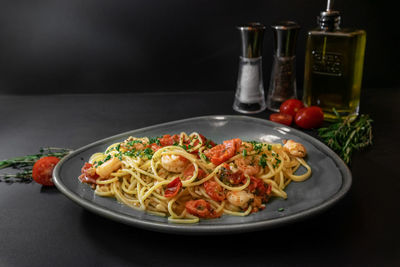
233;23;266;114
233;56;266;114
266;21;300;112
267;55;297;112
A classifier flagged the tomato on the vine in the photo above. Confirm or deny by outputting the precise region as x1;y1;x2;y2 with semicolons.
280;99;305;117
269;113;293;126
32;156;60;186
294;106;324;129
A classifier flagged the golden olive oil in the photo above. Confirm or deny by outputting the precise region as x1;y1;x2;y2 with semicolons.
303;2;366;121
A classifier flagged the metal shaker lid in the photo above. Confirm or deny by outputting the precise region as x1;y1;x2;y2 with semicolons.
271;21;300;57
237;22;266;58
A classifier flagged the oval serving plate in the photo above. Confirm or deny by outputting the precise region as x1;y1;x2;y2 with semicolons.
53;115;351;234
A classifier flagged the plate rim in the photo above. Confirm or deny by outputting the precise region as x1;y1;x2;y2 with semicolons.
53;115;352;234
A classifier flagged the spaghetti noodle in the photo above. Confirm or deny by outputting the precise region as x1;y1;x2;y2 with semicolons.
78;132;311;223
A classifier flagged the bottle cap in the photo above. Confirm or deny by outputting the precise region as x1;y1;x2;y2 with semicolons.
237;23;266;58
271;21;300;57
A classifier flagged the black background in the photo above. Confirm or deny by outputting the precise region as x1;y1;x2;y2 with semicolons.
0;0;398;94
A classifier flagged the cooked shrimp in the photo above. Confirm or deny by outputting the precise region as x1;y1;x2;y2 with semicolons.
161;154;189;173
283;139;307;158
234;156;260;176
96;157;122;178
226;191;254;208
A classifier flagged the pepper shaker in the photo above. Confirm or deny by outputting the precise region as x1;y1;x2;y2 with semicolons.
233;23;267;114
267;21;300;112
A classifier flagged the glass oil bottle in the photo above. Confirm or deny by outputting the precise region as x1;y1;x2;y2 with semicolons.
303;0;366;120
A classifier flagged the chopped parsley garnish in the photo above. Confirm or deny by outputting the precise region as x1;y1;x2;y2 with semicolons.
149;137;161;145
258;154;267;168
278;208;284;212
242;149;247;157
128;140;143;146
273;157;281;169
96;154;112;166
248;141;264;153
267;144;272;151
142;148;154;159
200;153;210;162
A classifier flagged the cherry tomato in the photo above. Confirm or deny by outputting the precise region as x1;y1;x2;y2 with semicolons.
164;177;182;198
182;164;206;180
32;156;60;186
159;134;180;146
204;138;242;165
204;179;225;201
279;99;305;117
79;162;99;185
294;106;324;129
185;199;220;218
218;164;245;185
248;177;267;196
269;113;293;126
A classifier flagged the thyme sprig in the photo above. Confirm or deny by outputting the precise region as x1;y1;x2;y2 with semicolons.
0;147;72;183
318;109;373;164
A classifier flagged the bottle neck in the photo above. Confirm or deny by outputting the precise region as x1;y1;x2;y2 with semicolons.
318;11;341;31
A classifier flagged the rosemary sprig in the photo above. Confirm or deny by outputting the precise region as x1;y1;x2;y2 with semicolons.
318;109;373;164
0;147;72;183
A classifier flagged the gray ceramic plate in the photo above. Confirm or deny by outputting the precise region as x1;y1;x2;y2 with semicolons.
53;115;351;234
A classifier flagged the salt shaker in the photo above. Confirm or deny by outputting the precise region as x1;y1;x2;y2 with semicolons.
267;21;300;112
233;23;266;114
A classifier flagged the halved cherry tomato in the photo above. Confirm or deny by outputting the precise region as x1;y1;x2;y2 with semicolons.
269;113;293;126
204;179;225;201
294;106;324;129
279;99;305;117
182;164;206;180
204;138;241;165
79;162;99;185
218;163;245;185
159;134;180;146
164;177;182;198
32;156;60;186
185;199;220;218
248;177;267;196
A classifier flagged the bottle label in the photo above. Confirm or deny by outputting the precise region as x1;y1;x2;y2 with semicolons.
311;51;343;76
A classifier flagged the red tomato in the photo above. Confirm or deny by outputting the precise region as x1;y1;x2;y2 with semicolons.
32;156;60;186
218;164;245;185
294;106;324;129
279;99;305;117
204;179;225;201
248;177;267;196
182;164;206;180
204;138;242;165
185;199;220;218
269;113;293;126
159;134;180;146
164;177;182;198
79;162;99;185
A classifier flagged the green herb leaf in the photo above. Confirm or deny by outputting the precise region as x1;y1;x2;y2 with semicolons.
318;109;373;164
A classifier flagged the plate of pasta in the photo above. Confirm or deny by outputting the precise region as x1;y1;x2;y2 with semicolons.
53;115;351;234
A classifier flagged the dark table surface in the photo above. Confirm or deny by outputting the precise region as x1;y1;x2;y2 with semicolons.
0;88;399;266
